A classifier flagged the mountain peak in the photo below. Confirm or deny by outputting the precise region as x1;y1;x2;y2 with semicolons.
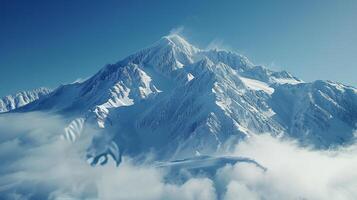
162;34;191;45
157;34;199;55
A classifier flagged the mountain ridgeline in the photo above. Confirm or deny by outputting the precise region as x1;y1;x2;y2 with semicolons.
0;87;51;113
3;35;357;164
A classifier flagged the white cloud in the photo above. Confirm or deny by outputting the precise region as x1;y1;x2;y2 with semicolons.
0;112;216;200
163;178;216;200
1;113;357;200
218;134;357;200
224;181;259;200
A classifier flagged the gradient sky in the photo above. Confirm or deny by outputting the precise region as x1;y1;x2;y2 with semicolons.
1;0;356;96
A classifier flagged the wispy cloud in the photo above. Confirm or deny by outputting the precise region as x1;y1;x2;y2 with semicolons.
169;26;185;36
206;38;232;51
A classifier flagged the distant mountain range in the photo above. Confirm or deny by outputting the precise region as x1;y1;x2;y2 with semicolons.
0;87;51;113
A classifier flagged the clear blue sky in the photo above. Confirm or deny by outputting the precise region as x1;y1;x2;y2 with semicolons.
1;0;356;96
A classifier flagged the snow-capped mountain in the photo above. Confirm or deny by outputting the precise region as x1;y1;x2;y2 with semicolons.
271;80;357;147
0;87;51;113
7;34;357;164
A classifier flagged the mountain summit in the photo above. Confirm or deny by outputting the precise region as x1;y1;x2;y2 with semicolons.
5;34;357;164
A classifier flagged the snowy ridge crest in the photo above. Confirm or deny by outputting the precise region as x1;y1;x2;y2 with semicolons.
5;34;357;164
0;87;52;113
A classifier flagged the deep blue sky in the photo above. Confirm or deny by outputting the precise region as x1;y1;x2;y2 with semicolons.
1;0;356;96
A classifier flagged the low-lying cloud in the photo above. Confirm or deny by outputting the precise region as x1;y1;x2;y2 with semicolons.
222;134;357;200
0;112;357;200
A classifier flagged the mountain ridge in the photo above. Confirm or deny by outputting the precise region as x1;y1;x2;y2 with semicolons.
0;87;51;113
3;34;357;164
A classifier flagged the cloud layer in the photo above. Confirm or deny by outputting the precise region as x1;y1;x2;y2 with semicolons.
220;134;357;200
0;112;357;200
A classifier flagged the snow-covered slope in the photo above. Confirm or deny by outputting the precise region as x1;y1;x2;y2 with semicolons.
8;34;357;164
0;87;51;113
271;80;357;147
